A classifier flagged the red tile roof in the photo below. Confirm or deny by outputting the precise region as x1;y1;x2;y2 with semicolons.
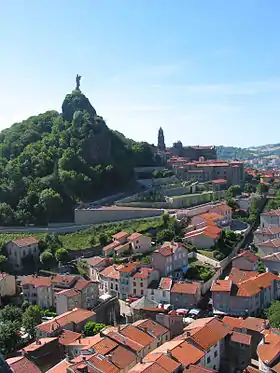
70;353;119;373
106;331;143;353
133;267;153;279
231;331;251;345
255;226;280;235
188;318;231;351
262;252;280;262
109;344;136;369
21;275;52;288
199;212;225;221
243;317;266;332
159;277;173;290
87;256;108;267
58;329;81;346
233;251;259;263
7;356;41;373
257;330;280;365
143;352;181;372
222;316;246;330
171;281;200;295
237;272;279;296
46;359;71;373
120;324;155;348
74;279;91;290
112;231;129;240
228;268;259;284
128;232;143;241
171;341;205;366
258;238;280;248
184;224;221;240
211;280;232;292
129;361;169;373
100;265;121;280
22;337;57;352
211;179;227;184
133;319;169;338
262;209;280;216
118;262;140;274
11;237;39;247
36;308;95;334
103;241;121;252
154;242;185;257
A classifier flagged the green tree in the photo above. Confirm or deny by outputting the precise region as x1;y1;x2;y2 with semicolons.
257;183;269;194
22;305;42;338
226;185;241;198
0;321;21;354
83;321;106;336
161;213;170;227
226;198;237;211
156;229;175;243
40;250;55;267
265;301;280;328
39;188;62;222
99;233;109;247
55;248;69;263
244;182;255;194
0;305;22;323
0;255;7;271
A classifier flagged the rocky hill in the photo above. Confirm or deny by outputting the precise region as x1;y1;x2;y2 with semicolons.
0;90;160;225
217;143;280;160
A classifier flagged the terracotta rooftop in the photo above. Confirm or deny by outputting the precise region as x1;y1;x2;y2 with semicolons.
188;318;231;351
257;330;280;366
185;224;222;240
262;252;280;262
70;353;119;373
129;361;169;373
211;179;227;184
7;356;41;373
231;331;251;345
46;359;71;373
22;337;57;352
171;281;200;295
211;280;232;292
237;272;279;297
258;238;280;248
118;262;140;273
128;232;143;241
87;256;108;267
100;265;121;280
159;277;173;291
143;352;181;372
121;324;155;348
133;267;154;279
255;226;280;235
114;242;130;253
109;344;136;369
233;251;259;263
243;317;266;332
103;241;121;252
21;275;52;288
211;203;231;212
171;340;205;367
262;209;280;216
69;334;103;348
228;268;259;284
199;212;225;221
112;231;130;240
11;236;39;247
133;319;169;338
58;329;81;346
154;241;185;257
106;330;143;353
222;316;246;330
36;308;95;334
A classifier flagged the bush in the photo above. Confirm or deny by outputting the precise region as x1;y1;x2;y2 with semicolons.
84;321;106;336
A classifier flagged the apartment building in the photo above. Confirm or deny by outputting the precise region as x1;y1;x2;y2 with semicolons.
87;256;110;281
129;267;159;298
170;281;201;309
118;262;141;300
257;329;280;373
211;272;280;316
99;265;121;297
254;225;280;245
257;238;280;257
260;209;280;228
0;273;16;299
147;277;173;304
103;231;152;257
231;251;259;271
36;308;96;337
151;242;188;276
6;237;39;271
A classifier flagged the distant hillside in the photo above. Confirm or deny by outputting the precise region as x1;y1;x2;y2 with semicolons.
0;89;161;226
217;144;280;160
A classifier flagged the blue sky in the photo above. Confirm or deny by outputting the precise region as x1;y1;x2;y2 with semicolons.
1;1;280;147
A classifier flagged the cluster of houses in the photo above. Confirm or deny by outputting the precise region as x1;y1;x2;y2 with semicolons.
4;303;280;373
254;208;280;272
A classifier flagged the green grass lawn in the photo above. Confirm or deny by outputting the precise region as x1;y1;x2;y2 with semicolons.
197;249;215;259
0;217;164;251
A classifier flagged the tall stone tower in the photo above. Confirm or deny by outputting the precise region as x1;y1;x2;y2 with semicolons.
157;127;166;151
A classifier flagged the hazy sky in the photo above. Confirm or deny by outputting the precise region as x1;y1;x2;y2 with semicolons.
1;1;280;147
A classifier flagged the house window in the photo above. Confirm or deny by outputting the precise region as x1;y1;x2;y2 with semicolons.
207;357;211;364
141;290;144;295
133;282;136;286
162;291;166;297
134;289;136;294
140;283;143;287
214;351;218;358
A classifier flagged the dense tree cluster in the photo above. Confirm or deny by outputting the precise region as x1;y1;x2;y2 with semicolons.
0;90;160;225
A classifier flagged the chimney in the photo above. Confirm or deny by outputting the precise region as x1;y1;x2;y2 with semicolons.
143;326;148;333
139;357;143;364
107;354;112;363
166;349;172;358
